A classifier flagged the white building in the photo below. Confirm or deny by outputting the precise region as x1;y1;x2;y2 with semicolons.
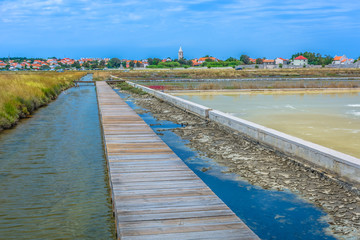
292;55;308;66
275;57;289;65
333;55;354;64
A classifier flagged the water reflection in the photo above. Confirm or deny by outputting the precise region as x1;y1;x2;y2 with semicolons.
0;75;115;239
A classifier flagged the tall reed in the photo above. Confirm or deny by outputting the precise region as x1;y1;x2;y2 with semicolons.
0;72;86;130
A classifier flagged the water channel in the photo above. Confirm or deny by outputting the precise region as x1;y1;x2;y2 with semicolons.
0;75;351;239
0;75;115;239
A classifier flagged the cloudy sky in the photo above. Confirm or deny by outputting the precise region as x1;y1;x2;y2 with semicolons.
1;0;359;59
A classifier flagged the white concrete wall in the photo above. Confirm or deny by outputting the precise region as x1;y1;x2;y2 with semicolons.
209;110;360;185
127;81;360;186
127;81;212;118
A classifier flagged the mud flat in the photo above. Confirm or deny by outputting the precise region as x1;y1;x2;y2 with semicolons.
113;85;360;240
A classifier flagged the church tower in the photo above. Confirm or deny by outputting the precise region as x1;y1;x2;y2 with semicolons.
178;46;184;60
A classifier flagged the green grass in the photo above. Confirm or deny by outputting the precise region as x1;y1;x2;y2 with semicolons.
0;71;86;130
115;82;147;95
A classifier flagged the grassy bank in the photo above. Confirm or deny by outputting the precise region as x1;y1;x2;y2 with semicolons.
92;68;360;80
0;72;86;130
112;82;146;95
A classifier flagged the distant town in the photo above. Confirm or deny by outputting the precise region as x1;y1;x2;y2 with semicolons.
1;47;359;71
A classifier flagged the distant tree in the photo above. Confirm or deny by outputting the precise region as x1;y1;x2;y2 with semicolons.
107;58;121;68
71;61;81;69
136;61;141;68
122;61;127;68
5;64;10;70
256;58;263;64
178;58;187;65
40;65;50;70
90;61;99;69
291;52;333;65
226;57;237;62
129;61;135;68
147;58;153;65
240;55;250;64
99;60;106;68
153;58;161;65
186;60;193;66
83;62;90;69
279;63;283;68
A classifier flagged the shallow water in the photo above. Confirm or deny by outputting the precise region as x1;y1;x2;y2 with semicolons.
117;90;337;240
0;75;115;239
175;91;360;158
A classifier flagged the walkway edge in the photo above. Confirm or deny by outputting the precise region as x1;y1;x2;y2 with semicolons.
96;81;260;240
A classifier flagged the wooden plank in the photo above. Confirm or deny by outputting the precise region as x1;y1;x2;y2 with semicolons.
95;81;259;240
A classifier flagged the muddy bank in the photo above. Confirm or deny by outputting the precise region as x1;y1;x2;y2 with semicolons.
114;86;360;240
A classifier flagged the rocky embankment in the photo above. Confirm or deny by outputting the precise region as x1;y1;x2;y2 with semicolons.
116;87;360;240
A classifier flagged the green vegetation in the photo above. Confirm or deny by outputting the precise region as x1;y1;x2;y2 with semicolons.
291;52;333;65
0;72;86;130
115;82;146;95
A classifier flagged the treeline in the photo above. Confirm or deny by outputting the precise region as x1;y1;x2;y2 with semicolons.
291;52;333;65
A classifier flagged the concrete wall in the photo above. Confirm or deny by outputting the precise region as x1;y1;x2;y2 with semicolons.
209;110;360;185
127;81;212;118
128;82;360;186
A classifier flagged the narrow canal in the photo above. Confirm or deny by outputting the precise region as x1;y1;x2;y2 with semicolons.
115;90;339;240
0;75;115;239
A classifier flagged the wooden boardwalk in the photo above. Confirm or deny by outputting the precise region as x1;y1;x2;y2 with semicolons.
96;81;259;240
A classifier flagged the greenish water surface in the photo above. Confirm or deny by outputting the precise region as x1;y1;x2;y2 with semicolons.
175;90;360;158
0;75;115;239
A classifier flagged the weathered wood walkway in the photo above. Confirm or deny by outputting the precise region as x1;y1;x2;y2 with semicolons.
96;81;259;240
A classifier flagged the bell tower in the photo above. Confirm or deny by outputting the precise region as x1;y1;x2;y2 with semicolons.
178;46;184;60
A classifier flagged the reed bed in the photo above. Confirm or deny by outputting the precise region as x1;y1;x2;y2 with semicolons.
0;72;86;130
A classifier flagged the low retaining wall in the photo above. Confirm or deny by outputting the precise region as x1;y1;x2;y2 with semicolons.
127;81;360;186
209;110;360;185
127;81;211;118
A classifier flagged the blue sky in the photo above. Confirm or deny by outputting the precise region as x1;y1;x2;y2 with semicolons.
1;0;360;60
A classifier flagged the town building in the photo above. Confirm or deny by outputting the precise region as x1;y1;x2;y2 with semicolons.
333;55;354;64
275;58;289;65
292;55;308;66
263;59;275;65
197;57;218;64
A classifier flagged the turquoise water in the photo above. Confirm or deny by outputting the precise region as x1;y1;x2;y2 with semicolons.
0;75;115;239
117;90;336;240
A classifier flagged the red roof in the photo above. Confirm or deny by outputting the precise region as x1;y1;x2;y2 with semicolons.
295;55;307;60
333;56;342;61
263;59;274;63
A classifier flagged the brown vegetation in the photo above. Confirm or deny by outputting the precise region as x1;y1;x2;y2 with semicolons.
92;68;360;80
